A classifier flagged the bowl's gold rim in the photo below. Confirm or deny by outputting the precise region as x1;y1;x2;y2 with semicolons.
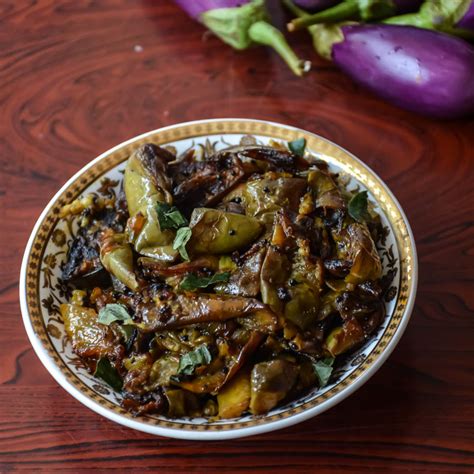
21;119;417;434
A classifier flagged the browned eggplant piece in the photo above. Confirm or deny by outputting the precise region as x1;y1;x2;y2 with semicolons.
308;169;346;226
60;302;117;360
323;258;352;278
171;152;245;212
137;292;276;332
231;145;309;171
260;245;291;314
122;353;153;394
249;359;299;415
225;173;307;226
121;390;166;416
335;282;385;336
124;144;178;261
61;230;109;288
164;388;201;417
99;228;139;292
189;208;263;254
324;318;365;356
337;223;382;284
174;332;264;395
284;238;323;331
215;242;267;297
217;366;252;418
139;255;220;278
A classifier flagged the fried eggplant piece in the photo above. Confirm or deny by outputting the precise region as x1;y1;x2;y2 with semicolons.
99;228;139;291
249;359;299;415
124;144;178;261
189;208;263;254
137;292;277;332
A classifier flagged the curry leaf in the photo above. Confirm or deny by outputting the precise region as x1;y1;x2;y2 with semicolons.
288;137;306;157
177;344;213;376
173;227;192;261
313;357;335;387
156;203;188;230
94;357;123;391
117;325;136;351
98;303;133;325
180;272;230;291
348;191;369;222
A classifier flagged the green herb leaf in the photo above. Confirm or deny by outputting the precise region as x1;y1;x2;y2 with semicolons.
94;357;123;391
173;227;192;261
98;303;133;325
117;324;136;348
348;191;369;222
288;137;306;157
180;272;230;291
177;344;212;376
313;357;335;387
156;203;188;230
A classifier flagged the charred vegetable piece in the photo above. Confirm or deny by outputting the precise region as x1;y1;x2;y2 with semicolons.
138;292;276;331
215;243;267;297
172;152;245;212
124;144;178;261
99;229;139;291
140;255;220;278
62;230;108;288
250;359;299;414
189;208;263;254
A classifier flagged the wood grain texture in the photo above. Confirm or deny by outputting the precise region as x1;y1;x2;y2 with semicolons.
1;1;473;472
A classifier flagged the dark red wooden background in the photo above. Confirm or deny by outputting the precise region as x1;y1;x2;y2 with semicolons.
1;1;473;472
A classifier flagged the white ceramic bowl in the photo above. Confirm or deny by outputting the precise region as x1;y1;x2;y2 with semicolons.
20;119;417;440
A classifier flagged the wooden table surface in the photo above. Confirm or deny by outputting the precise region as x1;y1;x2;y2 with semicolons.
1;1;473;472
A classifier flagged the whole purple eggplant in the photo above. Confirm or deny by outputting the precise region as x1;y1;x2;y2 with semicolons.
173;0;310;76
385;0;474;37
330;24;474;118
287;0;424;31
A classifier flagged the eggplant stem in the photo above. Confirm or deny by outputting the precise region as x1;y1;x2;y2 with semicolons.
248;21;311;76
282;0;310;18
287;0;358;31
384;13;425;27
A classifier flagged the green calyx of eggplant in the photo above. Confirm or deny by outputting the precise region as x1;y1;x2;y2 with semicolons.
283;0;348;60
200;0;310;76
384;0;474;39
